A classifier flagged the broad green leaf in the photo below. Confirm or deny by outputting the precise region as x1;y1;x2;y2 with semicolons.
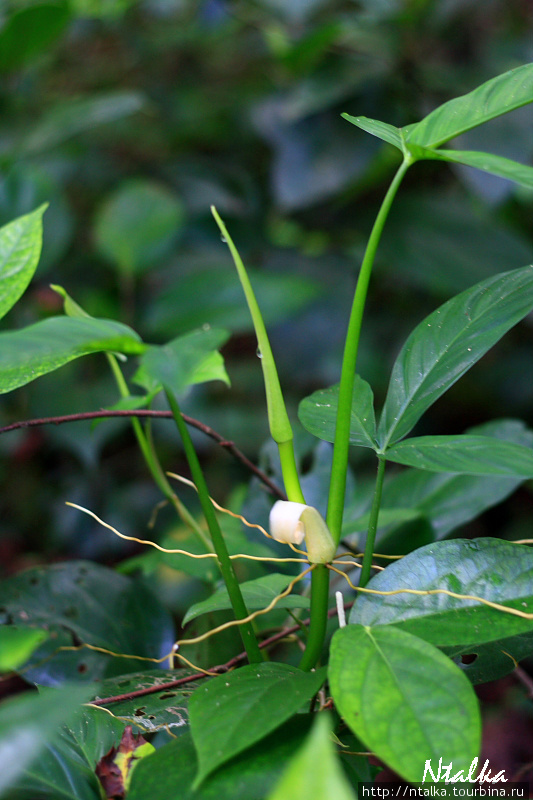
128;717;314;800
94;180;185;274
406;63;533;148
341;114;403;150
298;376;377;449
378;419;533;542
0;561;175;684
378;265;533;449
445;631;533;685
183;573;310;625
189;662;327;786
0;205;46;321
135;327;229;396
92;669;202;733
0;2;71;73
0;684;94;799
6;703;126;800
0;626;48;672
329;625;480;783
267;713;356;800
420;147;533;190
386;434;533;476
21;92;145;156
0;316;144;395
349;539;533;647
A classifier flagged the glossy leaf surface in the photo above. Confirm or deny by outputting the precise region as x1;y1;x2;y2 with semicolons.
0;316;144;395
406;63;533;148
378;265;533;449
341;114;403;149
423;147;533;189
386;434;533;476
298;375;377;449
189;662;327;785
350;539;533;646
0;205;46;321
329;625;480;783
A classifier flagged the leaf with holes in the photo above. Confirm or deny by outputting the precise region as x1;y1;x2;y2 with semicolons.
92;669;203;733
329;625;480;783
189;662;327;786
0;561;175;684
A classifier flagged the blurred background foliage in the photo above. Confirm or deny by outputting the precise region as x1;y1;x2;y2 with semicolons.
0;0;532;602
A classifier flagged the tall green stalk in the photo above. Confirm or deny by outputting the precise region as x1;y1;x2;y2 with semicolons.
165;389;263;664
107;353;211;548
327;159;411;545
211;207;304;504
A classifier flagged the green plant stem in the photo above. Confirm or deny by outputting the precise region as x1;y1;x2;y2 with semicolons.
359;457;386;588
106;353;211;548
164;388;263;664
298;565;329;671
211;206;304;504
278;440;306;504
327;159;411;546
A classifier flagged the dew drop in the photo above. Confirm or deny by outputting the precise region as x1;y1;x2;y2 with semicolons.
256;348;263;359
220;236;227;243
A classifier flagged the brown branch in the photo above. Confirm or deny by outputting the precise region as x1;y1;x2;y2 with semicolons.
0;409;286;500
91;601;354;707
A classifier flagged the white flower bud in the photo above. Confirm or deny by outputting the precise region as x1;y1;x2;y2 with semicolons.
269;501;336;564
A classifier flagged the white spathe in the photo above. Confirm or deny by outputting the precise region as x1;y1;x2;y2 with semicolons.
269;501;336;564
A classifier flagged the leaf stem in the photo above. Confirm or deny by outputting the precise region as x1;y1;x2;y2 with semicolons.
327;159;411;545
107;353;212;548
164;388;263;664
211;206;304;504
359;457;386;588
298;564;329;671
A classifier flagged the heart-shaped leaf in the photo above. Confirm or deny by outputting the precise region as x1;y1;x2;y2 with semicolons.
329;625;480;783
0;205;46;321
